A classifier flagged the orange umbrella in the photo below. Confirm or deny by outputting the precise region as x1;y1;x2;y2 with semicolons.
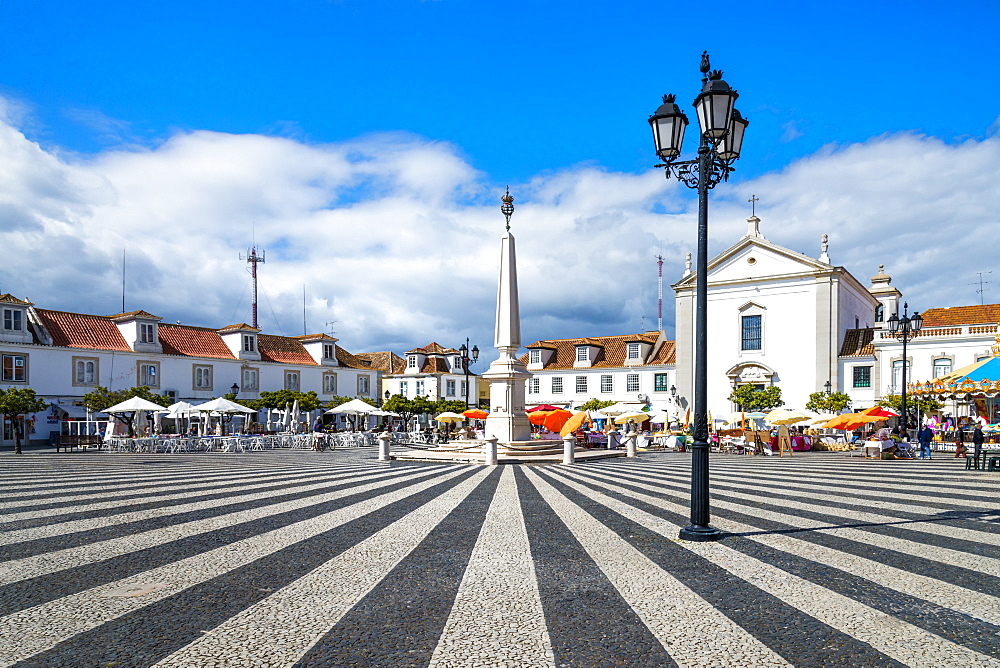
822;413;886;431
543;409;573;432
528;410;552;426
559;411;588;437
463;409;489;419
860;406;900;418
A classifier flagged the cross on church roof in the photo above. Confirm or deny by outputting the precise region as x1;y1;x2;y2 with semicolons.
748;194;759;216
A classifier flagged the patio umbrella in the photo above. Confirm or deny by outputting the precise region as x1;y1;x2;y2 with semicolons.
528;410;552;426
767;410;813;425
102;397;166;413
822;413;886;431
646;411;671;424
559;411;588;437
543;409;574;432
860;406;900;418
808;412;838;424
434;412;466;423
326;399;379;414
615;410;650;425
601;402;641;416
291;399;301;433
588;411;610;421
526;404;561;412
463;409;489;419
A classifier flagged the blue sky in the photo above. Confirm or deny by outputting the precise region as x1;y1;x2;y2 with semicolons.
1;0;999;357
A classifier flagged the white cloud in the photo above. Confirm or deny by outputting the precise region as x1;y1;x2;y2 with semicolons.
1;101;998;362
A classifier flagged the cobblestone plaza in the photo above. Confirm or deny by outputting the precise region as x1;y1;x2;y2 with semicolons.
1;449;997;667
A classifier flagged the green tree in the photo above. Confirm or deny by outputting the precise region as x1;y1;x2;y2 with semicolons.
434;398;469;415
579;398;615;412
81;386;171;437
383;394;437;429
254;390;321;413
878;394;943;422
0;388;48;455
805;391;853;414
728;385;785;411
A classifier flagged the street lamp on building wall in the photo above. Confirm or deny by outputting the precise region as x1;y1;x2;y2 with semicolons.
231;382;239;397
458;339;480;408
887;302;922;427
648;51;748;543
824;380;832;395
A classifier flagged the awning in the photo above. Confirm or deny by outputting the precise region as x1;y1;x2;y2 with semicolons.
52;404;91;419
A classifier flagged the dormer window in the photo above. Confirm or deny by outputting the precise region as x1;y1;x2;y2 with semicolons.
323;343;335;359
407;355;418;369
627;342;641;360
3;309;23;331
139;323;156;344
576;347;589;362
530;349;541;364
243;335;256;352
453;356;463;368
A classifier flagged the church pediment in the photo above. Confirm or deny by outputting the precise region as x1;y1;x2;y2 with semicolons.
673;237;833;289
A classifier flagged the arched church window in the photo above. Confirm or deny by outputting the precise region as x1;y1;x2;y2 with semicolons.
875;304;884;322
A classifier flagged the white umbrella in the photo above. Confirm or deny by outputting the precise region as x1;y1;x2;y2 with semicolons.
196;397;255;413
589;411;610;420
601;402;642;416
291;399;300;433
647;411;671;424
101;396;166;413
326;398;379;414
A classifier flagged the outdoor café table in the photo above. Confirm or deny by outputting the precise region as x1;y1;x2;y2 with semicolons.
973;448;1000;470
863;441;882;459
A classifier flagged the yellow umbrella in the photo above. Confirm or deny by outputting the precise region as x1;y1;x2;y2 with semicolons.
559;411;588;437
434;412;466;423
767;410;812;425
615;410;649;424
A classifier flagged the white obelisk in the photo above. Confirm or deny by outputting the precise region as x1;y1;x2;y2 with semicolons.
483;188;531;444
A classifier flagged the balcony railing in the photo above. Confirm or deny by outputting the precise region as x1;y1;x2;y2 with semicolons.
878;324;995;339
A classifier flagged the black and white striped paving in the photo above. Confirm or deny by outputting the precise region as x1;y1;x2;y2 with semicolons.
1;450;997;667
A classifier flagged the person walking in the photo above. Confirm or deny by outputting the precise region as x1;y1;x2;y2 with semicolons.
972;422;985;468
917;423;934;459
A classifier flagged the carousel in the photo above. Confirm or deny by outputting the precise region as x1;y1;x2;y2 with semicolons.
909;337;1000;430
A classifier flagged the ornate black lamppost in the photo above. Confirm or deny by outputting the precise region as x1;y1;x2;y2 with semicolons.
458;338;480;408
648;51;748;542
887;303;922;427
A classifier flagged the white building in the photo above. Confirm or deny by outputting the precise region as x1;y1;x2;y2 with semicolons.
519;332;680;414
383;342;482;406
0;294;381;447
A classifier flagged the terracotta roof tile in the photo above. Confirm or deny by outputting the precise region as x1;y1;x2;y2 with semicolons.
919;304;1000;328
520;332;664;369
839;328;875;356
0;294;32;305
335;346;374;370
218;323;260;333
648;340;676;364
422;357;452;374
109;310;161;321
34;309;131;351
406;341;460;355
293;333;338;343
257;334;317;365
355;351;403;372
158;324;236;360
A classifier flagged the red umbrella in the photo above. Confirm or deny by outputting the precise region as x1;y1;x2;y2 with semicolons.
543;409;574;432
528;410;553;426
861;406;900;418
527;404;561;412
463;409;489;419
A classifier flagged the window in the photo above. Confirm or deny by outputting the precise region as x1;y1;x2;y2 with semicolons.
242;368;259;391
627;342;641;360
74;357;98;386
933;359;952;378
575;376;587;393
323;343;335;359
454;356;463;369
415;380;425;396
528;378;540;394
193;365;213;389
139;362;159;387
741;315;762;350
626;373;640;392
400;381;408;396
407;355;418;369
551;377;563;394
529;349;541;364
853;366;871;388
2;353;26;382
358;375;371;395
601;375;613;393
285;371;300;391
323;373;337;394
891;360;909;393
243;335;256;352
875;304;884;322
460;380;467;397
139;323;156;343
2;309;23;331
446;379;456;396
654;373;670;392
576;347;588;362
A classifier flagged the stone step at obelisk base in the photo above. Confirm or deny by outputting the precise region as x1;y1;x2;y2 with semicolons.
389;440;627;464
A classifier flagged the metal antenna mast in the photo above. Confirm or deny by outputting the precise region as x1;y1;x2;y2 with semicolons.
240;246;266;329
656;254;664;332
971;271;991;305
